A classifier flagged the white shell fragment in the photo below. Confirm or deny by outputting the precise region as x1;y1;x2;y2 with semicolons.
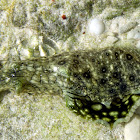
124;115;140;140
127;26;140;40
136;41;140;48
119;21;137;34
88;18;105;35
106;36;118;44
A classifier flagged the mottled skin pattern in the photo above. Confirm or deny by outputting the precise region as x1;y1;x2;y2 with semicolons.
0;46;140;127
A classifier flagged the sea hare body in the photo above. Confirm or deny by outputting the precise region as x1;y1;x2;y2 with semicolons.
0;46;140;127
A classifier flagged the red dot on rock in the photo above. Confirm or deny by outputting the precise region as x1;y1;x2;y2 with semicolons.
62;15;67;19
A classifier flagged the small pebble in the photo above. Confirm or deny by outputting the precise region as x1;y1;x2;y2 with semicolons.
88;18;105;35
